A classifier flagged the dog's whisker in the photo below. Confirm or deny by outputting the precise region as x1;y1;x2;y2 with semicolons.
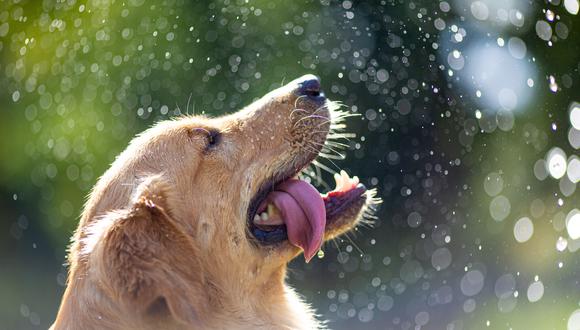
320;146;346;158
307;163;325;187
308;130;334;135
175;102;182;115
320;158;342;171
311;139;342;150
289;107;308;116
326;133;356;140
318;152;346;160
186;92;193;116
310;147;345;168
312;141;346;157
293;95;309;109
299;165;331;191
314;163;326;188
344;233;365;256
310;105;330;116
315;119;333;128
293;114;330;128
303;144;325;157
331;238;341;254
329;123;348;130
311;159;338;175
324;141;349;149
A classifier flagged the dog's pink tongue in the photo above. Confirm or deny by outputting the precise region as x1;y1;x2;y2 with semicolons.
270;179;326;262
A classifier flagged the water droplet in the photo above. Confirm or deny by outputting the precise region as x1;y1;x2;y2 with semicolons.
514;217;534;243
570;103;580;130
461;270;485;296
556;236;568;251
535;20;553;41
564;0;579;15
566;209;580;239
431;247;452;270
546;9;555;21
12;90;20;102
549;75;558;92
483;172;503;196
407;212;422;228
507;37;526;59
546;147;567;179
470;1;489;20
490;195;511;221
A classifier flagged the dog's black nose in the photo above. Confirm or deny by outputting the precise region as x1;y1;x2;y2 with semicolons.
297;75;322;97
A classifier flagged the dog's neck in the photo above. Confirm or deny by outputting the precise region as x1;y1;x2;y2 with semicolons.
197;265;320;329
54;263;320;330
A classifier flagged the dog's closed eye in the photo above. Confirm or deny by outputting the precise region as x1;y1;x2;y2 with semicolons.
206;130;220;148
189;128;221;151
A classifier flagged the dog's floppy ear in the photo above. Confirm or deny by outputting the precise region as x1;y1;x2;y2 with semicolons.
84;176;206;325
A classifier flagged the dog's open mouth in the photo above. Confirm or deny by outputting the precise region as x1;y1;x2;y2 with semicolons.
245;75;370;262
248;170;367;262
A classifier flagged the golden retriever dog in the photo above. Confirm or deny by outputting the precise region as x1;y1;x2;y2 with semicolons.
52;75;376;329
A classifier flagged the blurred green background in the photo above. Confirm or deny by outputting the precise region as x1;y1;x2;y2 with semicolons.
1;0;579;329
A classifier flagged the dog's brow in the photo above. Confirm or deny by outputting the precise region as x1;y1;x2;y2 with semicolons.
191;127;211;135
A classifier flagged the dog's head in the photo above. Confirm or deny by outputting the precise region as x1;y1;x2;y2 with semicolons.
75;75;375;326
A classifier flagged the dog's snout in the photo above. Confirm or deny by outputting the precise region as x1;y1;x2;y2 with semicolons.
296;75;324;99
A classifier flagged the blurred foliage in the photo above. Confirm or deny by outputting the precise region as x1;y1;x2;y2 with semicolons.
1;0;579;329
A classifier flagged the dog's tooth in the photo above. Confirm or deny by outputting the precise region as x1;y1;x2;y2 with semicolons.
253;214;261;222
352;176;359;185
340;170;349;183
261;212;269;221
337;170;348;190
267;203;280;217
334;173;342;190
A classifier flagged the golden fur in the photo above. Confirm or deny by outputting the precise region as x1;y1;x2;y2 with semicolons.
52;76;371;329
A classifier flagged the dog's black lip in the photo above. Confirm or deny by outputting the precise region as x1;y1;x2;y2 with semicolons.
248;179;368;246
324;183;367;220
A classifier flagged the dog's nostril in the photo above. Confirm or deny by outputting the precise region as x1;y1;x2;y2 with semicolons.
298;76;322;97
305;90;320;97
